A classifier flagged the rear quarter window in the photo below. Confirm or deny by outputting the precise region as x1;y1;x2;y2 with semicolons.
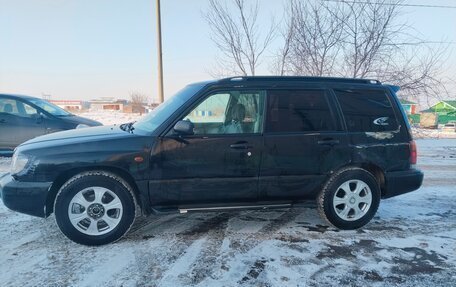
334;89;399;132
0;98;19;114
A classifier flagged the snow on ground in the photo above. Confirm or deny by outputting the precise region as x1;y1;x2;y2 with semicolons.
412;128;456;139
73;110;143;126
0;140;455;286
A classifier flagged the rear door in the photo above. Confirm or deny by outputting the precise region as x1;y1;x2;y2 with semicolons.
149;89;266;207
259;88;350;201
333;88;409;171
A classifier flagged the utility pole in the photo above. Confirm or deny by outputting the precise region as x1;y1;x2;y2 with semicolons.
156;0;164;103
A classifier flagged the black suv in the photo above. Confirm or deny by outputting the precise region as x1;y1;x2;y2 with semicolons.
0;77;423;245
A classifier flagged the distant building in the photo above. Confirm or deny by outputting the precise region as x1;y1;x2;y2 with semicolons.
399;99;418;115
50;100;88;111
420;99;456;125
421;100;456;114
89;97;126;111
123;105;146;114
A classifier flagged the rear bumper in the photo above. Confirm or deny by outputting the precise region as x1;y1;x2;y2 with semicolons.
0;173;52;218
383;168;424;198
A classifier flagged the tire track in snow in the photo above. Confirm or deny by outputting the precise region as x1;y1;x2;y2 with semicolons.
0;251;48;285
187;208;305;285
129;213;228;285
157;237;207;287
173;212;232;285
75;245;136;287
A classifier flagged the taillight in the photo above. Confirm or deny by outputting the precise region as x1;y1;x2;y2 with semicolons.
410;140;417;165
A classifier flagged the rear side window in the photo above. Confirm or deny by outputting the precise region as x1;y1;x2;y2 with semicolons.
334;89;398;132
0;98;19;114
0;98;38;118
266;90;335;133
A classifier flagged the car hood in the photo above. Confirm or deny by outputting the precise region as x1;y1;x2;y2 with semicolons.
60;115;102;126
21;125;130;146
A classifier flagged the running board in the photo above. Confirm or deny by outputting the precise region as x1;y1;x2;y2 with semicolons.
179;203;292;214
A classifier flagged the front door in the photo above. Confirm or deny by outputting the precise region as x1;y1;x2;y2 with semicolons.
0;97;46;151
149;90;266;207
259;88;350;200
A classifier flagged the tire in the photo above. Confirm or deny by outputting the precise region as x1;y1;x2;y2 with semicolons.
317;167;380;230
54;171;137;245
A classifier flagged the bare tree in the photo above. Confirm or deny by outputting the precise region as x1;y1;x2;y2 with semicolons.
337;0;448;102
130;92;149;115
270;1;295;76
336;0;403;78
289;0;347;76
378;44;450;104
274;0;450;102
205;0;276;76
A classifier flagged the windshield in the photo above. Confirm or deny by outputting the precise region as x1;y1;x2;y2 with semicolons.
133;84;205;133
28;98;71;116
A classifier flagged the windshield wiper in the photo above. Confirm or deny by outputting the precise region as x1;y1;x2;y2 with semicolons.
120;122;136;133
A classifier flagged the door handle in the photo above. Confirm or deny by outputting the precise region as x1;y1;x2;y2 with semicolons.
0;119;5;124
317;139;340;146
230;142;253;150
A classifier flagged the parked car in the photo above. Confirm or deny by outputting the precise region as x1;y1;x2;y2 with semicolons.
442;122;456;132
0;77;423;245
0;94;102;155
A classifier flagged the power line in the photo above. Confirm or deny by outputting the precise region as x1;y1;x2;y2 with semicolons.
388;41;456;45
322;0;456;9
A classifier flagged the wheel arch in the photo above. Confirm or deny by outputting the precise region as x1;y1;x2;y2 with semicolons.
330;162;386;196
45;166;144;217
318;164;382;229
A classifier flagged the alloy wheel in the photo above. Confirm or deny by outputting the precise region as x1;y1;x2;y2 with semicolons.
67;186;123;236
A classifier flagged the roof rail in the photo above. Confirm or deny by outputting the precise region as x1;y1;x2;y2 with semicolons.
218;76;381;85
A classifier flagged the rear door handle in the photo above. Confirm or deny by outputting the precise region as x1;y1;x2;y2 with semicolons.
0;119;5;124
230;142;253;150
317;139;340;146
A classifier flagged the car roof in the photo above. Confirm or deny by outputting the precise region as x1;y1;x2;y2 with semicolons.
215;76;382;85
0;93;40;100
203;76;400;93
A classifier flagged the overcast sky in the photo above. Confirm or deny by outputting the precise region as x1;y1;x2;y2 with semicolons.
0;0;455;102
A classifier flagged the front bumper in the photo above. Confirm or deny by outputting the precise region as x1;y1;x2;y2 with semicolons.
0;173;52;218
383;168;424;198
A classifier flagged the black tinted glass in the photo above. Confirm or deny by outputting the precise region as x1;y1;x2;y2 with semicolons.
266;90;335;132
334;89;398;132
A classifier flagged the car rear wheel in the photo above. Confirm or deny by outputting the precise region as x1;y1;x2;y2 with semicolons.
54;171;137;245
317;167;380;229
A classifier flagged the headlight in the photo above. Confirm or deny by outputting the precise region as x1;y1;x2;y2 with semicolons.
76;124;89;129
11;153;30;175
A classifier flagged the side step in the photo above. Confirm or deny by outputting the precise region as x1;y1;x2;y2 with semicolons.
179;203;292;214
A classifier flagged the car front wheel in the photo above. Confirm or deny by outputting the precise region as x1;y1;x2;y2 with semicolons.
317;167;381;230
54;171;137;245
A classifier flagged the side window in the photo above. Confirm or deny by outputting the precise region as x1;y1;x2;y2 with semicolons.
334;89;398;132
265;89;336;133
0;99;39;118
182;90;265;135
185;93;230;126
22;102;39;116
0;99;19;115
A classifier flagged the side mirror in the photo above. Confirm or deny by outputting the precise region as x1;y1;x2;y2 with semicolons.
173;120;194;135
